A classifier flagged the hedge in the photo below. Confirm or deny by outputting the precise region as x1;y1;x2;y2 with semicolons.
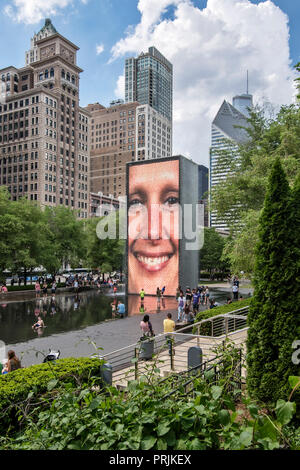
0;357;102;415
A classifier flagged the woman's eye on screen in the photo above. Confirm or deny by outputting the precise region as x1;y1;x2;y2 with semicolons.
164;196;179;207
128;199;145;211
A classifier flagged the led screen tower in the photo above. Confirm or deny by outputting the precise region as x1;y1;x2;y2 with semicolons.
126;155;199;297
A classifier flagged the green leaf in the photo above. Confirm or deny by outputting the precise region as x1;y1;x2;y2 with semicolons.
248;404;259;419
175;439;187;450
67;441;82;450
141;435;157;450
218;409;230;426
165;430;176;447
190;438;205;450
275;399;296;426
288;376;300;390
238;430;253;448
157;423;170;437
157;438;168;450
211;386;222;400
47;379;58;391
89;397;101;410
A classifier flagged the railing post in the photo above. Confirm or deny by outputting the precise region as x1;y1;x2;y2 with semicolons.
225;317;229;337
134;347;138;380
170;336;174;371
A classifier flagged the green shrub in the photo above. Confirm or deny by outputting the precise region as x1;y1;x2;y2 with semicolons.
192;298;251;336
0;357;101;417
0;372;298;450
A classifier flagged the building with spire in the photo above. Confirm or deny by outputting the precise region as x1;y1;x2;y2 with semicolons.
0;19;90;218
209;93;253;231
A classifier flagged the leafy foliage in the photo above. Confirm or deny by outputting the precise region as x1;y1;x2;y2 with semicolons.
199;227;230;277
0;358;298;450
246;159;300;407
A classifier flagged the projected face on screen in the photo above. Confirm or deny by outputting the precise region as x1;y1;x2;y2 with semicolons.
128;159;179;296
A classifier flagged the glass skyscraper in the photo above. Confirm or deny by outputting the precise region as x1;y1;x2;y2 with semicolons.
209;94;253;231
125;47;173;123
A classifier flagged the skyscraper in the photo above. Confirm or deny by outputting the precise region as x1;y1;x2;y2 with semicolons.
125;47;173;160
0;19;90;218
125;47;173;121
85;101;139;197
209;94;253;231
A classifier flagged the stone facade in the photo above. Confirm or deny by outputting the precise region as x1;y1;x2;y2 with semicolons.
0;20;90;218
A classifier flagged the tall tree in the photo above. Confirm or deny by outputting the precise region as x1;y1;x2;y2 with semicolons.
85;212;125;278
246;159;299;403
9;197;46;284
272;172;300;402
199;228;229;279
42;206;86;274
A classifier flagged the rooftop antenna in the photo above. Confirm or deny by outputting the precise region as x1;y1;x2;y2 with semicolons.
246;70;249;95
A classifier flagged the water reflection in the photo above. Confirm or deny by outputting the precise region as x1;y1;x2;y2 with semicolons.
0;290;122;345
0;286;239;346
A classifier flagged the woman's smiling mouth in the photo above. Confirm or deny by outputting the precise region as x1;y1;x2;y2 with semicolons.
134;252;173;272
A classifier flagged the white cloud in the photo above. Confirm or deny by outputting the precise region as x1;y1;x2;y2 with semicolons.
111;0;296;166
4;0;77;24
114;74;125;100
96;43;105;55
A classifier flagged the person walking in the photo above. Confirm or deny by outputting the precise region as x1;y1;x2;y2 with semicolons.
163;313;175;356
35;281;41;298
51;281;56;296
204;286;210;305
185;287;192;306
161;286;166;298
232;283;239;300
42;281;48;298
156;287;161;305
177;292;185;322
192;289;200;315
140;288;145;303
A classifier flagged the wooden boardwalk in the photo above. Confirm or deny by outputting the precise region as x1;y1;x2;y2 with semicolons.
112;328;248;389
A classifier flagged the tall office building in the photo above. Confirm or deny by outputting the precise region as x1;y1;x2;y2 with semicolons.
209;94;253;231
86;101;139;197
0;19;90;218
135;104;172;161
125;46;173;160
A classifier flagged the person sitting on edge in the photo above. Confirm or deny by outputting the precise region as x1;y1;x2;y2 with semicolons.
140;314;154;337
6;350;21;372
32;316;44;329
1;361;9;375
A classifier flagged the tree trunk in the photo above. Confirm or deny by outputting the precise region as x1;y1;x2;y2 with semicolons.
24;267;27;286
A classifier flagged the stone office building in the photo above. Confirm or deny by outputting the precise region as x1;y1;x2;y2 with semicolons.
0;19;90;218
86;101;140;197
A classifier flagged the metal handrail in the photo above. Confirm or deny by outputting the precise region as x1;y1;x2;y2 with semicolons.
99;306;250;379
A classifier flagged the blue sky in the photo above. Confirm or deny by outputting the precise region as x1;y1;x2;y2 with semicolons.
0;0;299;164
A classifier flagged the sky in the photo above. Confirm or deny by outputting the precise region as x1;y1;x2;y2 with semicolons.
0;0;299;167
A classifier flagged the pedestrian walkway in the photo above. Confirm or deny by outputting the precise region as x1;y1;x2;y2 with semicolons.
103;313;249;389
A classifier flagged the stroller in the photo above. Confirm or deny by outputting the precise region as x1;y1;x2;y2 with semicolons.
43;349;60;363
